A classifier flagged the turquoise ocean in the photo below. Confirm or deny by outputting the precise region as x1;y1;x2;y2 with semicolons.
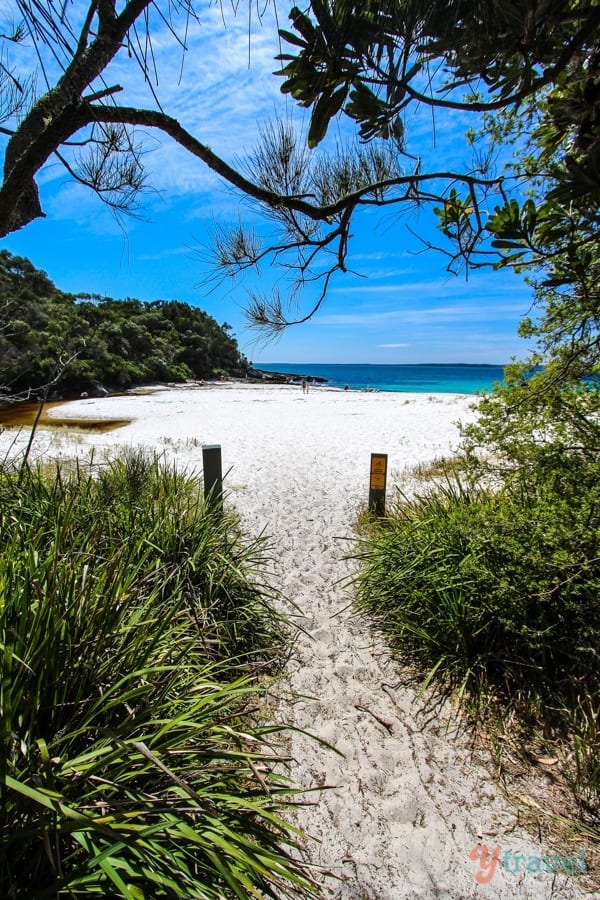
256;363;506;395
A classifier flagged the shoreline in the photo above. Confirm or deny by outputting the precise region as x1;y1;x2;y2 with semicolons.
0;362;490;417
0;381;477;431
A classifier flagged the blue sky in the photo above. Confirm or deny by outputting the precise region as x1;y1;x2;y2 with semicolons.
1;2;535;366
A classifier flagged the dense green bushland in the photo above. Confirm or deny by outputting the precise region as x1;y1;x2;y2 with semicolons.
0;251;248;401
0;452;316;898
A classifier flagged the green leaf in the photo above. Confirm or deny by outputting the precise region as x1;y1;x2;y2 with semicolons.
308;86;348;147
288;7;315;43
491;239;527;249
278;28;307;49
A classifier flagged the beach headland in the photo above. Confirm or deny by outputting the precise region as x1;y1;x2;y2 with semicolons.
0;383;589;898
246;367;329;385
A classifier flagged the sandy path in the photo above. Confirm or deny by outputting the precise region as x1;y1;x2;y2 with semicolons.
2;385;589;898
218;389;587;899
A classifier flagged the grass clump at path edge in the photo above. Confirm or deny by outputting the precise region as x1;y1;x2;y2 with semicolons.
1;450;317;898
352;456;600;828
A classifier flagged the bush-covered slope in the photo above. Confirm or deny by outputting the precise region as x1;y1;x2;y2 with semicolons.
0;250;249;400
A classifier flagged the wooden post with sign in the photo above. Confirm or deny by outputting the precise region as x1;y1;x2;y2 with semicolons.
369;453;388;517
202;444;223;512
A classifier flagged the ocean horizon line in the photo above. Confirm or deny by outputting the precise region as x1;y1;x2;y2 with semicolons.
256;362;507;368
255;362;507;395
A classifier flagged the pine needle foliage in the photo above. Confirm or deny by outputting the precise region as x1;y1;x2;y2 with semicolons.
0;451;317;898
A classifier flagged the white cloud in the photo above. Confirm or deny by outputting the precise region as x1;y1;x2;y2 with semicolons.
356;267;415;280
96;4;296;197
5;1;292;203
318;300;528;328
137;245;191;262
351;251;387;262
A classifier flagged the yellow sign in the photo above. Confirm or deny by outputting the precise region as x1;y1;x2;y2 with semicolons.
371;455;387;474
369;452;388;516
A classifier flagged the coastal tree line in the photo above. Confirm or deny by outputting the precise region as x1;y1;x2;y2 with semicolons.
0;249;248;402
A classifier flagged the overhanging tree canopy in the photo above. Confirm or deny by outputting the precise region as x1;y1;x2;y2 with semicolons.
204;0;598;331
1;1;598;329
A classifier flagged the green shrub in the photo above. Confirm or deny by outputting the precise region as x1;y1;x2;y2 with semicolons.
1;452;317;898
353;456;600;813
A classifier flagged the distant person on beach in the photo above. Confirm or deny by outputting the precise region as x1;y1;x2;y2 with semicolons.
302;379;308;394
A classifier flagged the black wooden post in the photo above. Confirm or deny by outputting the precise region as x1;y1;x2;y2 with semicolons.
202;444;223;512
368;452;387;517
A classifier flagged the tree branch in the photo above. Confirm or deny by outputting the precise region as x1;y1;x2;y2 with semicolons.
0;0;153;235
87;103;505;219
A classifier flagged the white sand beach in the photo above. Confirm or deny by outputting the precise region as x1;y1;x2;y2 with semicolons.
1;383;590;898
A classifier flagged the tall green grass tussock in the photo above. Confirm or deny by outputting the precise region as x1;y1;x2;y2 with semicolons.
353;458;600;821
1;451;317;898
